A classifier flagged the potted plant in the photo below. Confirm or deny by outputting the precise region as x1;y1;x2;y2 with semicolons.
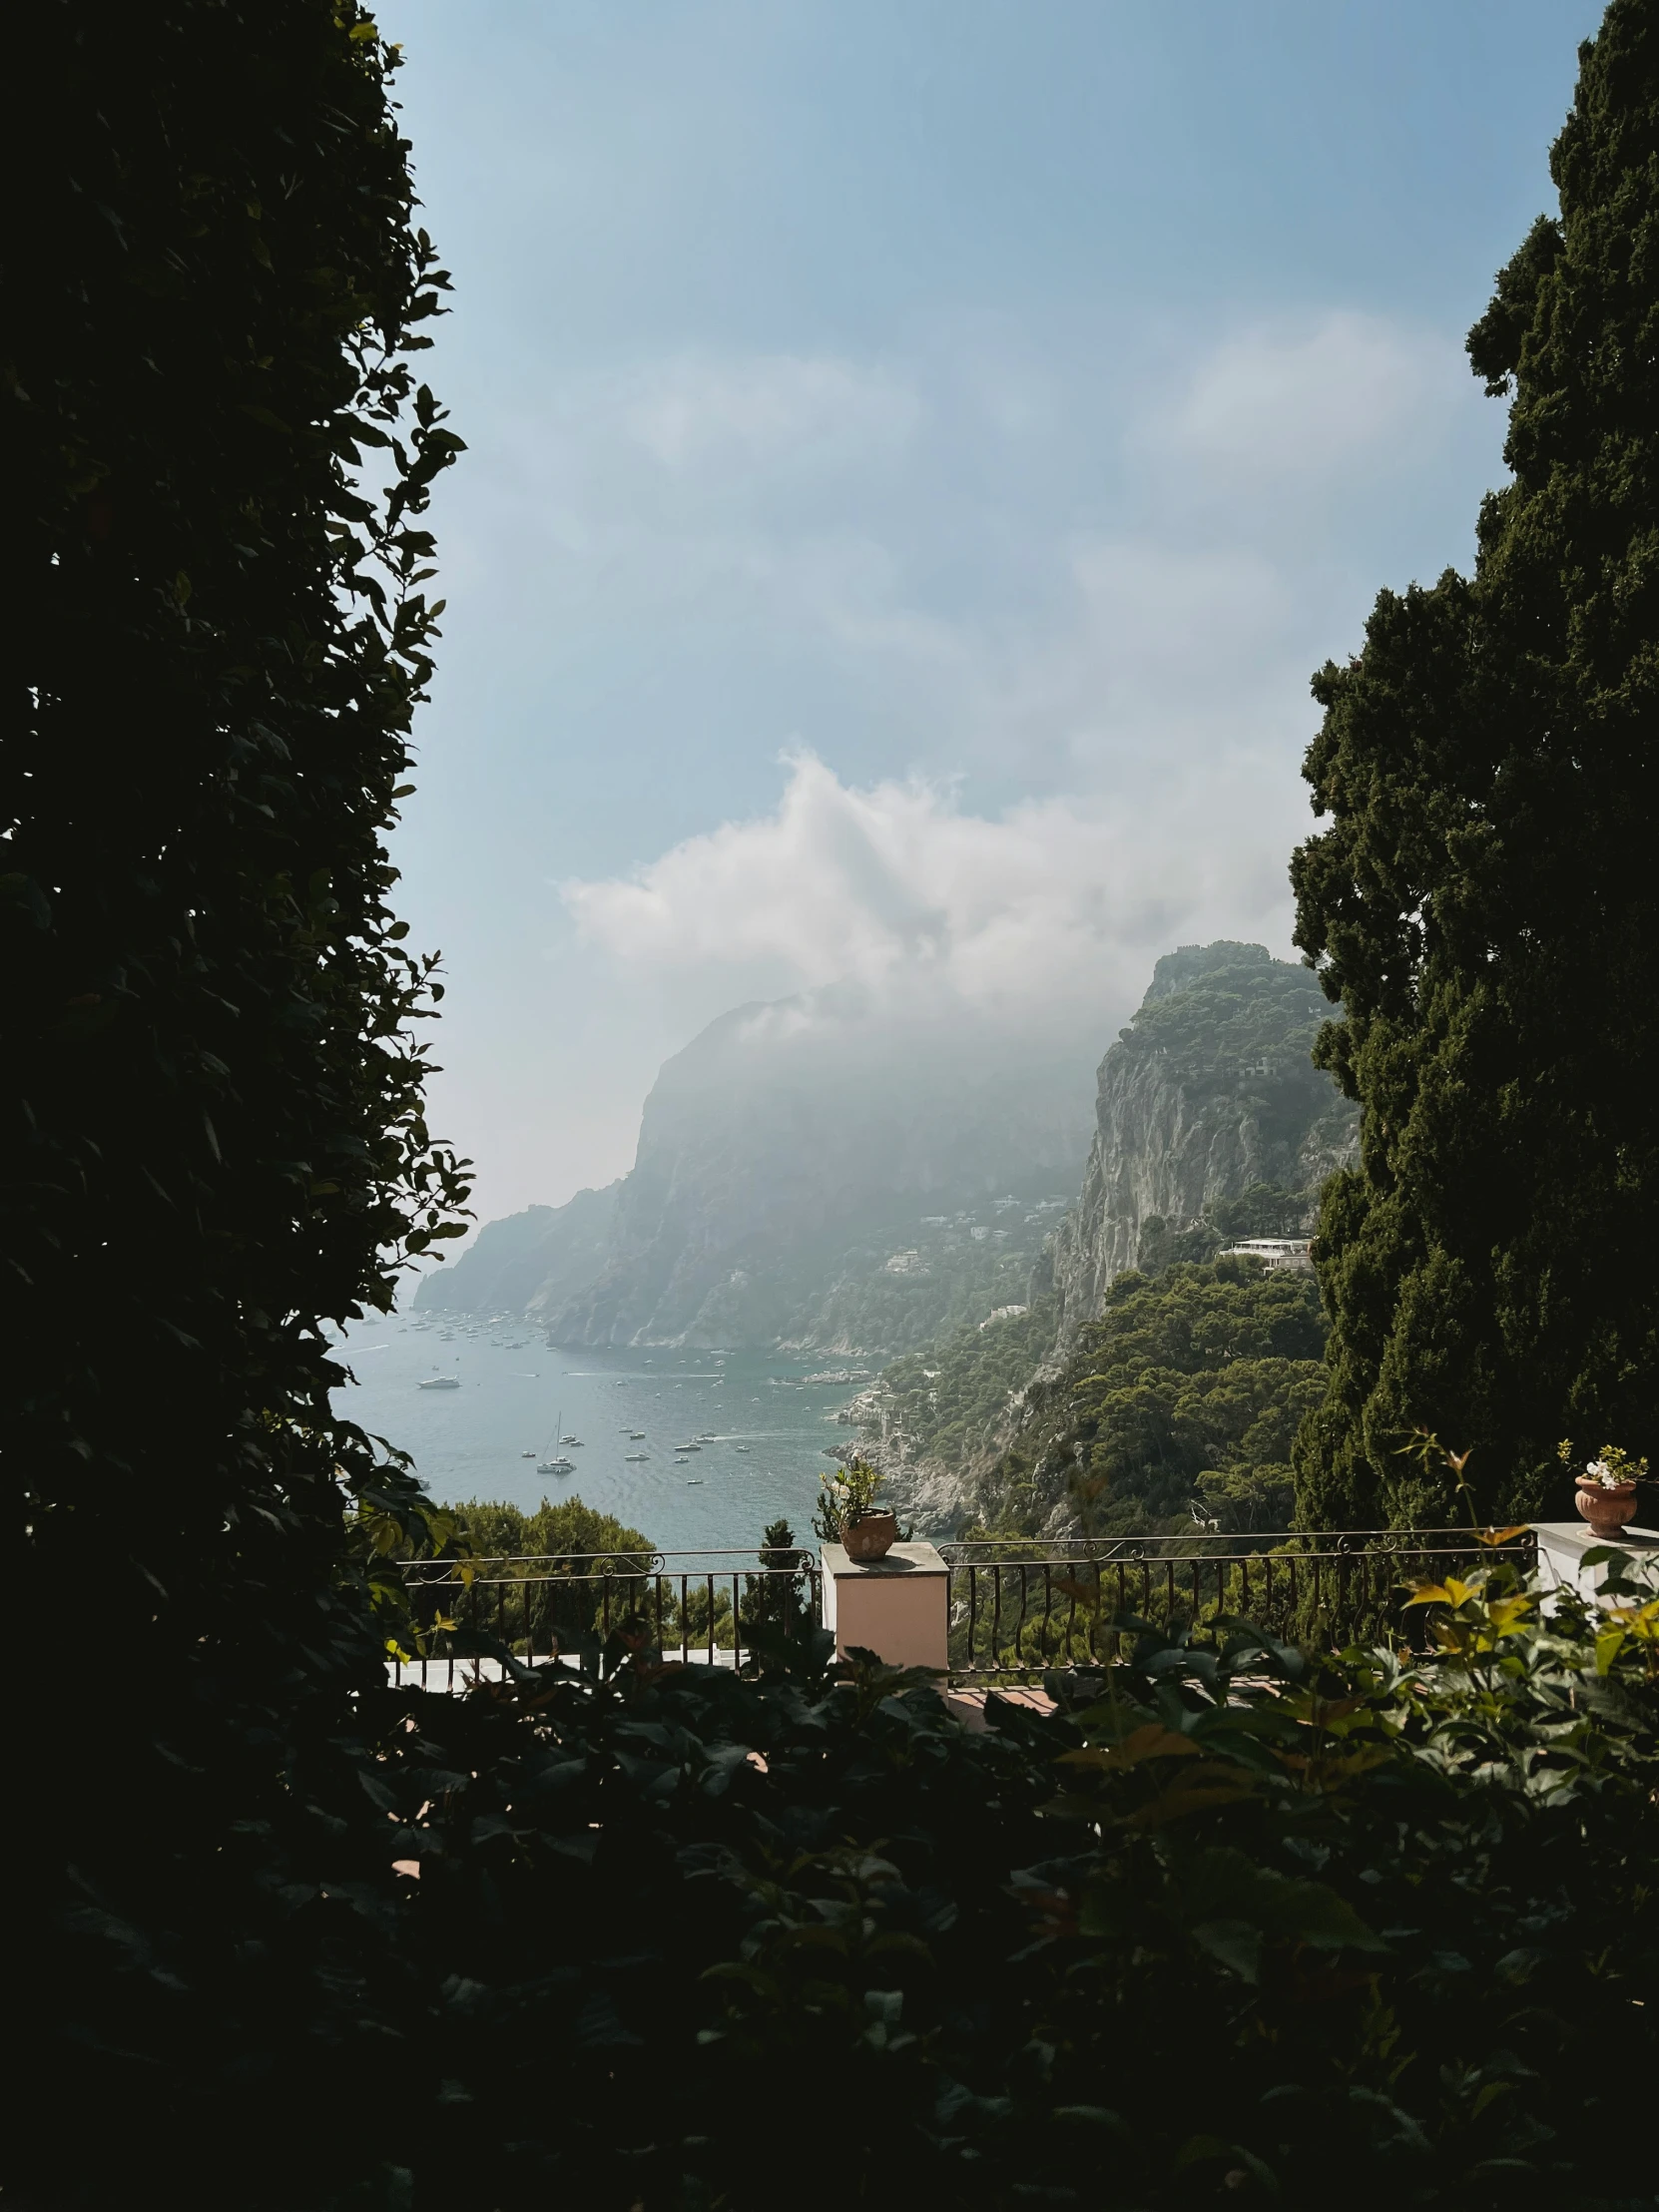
1560;1439;1648;1539
812;1456;900;1562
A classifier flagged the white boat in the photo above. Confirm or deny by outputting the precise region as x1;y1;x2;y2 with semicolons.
734;1444;751;1452
629;1431;647;1439
419;1376;461;1390
625;1452;649;1462
520;1450;536;1458
535;1409;574;1475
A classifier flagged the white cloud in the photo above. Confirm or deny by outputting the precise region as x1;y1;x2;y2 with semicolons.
620;351;919;471
561;749;1299;1035
1142;311;1471;498
547;313;1486;1042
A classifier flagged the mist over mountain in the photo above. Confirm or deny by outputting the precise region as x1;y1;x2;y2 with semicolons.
415;983;1095;1350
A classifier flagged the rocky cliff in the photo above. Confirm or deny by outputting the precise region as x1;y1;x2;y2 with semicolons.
421;986;1093;1351
861;941;1359;1532
413;1182;621;1316
1038;942;1356;1347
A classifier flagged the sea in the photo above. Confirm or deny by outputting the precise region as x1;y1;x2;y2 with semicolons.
326;1309;874;1556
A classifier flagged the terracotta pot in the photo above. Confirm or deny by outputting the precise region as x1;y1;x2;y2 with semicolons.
1575;1477;1638;1539
841;1511;899;1563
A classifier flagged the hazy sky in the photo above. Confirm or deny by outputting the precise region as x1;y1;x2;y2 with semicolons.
378;0;1601;1225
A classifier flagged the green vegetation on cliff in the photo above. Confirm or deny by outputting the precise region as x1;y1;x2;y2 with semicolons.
1122;943;1345;1159
881;1300;1059;1473
798;1219;1053;1355
968;1259;1330;1538
1291;2;1659;1527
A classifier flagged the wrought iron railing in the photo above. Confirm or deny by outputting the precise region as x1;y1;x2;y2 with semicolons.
937;1527;1537;1678
391;1528;1537;1688
393;1547;821;1688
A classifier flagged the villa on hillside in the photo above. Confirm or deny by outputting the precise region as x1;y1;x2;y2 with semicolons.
1217;1238;1313;1273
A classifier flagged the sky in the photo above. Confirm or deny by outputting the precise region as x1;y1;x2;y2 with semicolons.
376;0;1603;1226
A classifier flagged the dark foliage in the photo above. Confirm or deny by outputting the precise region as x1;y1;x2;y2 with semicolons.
1292;0;1659;1525
191;1557;1659;2211
443;1493;655;1565
6;3;466;2199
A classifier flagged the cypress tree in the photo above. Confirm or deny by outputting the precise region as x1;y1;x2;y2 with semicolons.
1292;0;1659;1525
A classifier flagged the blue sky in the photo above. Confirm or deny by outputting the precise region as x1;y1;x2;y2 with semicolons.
378;0;1601;1222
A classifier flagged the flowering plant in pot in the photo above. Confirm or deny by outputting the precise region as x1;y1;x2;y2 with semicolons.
812;1456;902;1562
1559;1439;1648;1538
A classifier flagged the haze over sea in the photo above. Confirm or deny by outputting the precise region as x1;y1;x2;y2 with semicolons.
328;1312;869;1554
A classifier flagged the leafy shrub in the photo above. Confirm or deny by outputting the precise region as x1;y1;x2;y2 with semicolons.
231;1548;1656;2210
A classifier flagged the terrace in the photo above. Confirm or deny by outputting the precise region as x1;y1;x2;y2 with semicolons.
390;1521;1581;1691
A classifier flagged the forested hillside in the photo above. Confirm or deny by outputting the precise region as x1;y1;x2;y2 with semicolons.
877;1259;1329;1539
970;1258;1329;1538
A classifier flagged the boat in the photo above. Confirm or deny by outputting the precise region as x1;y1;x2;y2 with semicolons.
559;1434;583;1446
734;1444;751;1452
694;1432;718;1443
628;1431;646;1439
520;1450;536;1459
536;1411;576;1476
686;1477;705;1485
625;1452;649;1462
419;1376;461;1390
676;1442;701;1452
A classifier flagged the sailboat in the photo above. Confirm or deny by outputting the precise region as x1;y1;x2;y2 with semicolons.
537;1410;575;1476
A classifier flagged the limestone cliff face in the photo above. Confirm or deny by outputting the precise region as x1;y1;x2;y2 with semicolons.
1040;943;1357;1347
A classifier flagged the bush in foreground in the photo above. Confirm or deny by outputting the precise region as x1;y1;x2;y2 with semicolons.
70;1550;1647;2209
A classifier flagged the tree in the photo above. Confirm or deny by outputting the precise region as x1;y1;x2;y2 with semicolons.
6;3;465;2197
1291;0;1659;1527
979;1258;1329;1538
433;1494;658;1658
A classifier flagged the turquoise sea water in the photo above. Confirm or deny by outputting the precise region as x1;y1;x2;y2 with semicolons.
327;1312;871;1555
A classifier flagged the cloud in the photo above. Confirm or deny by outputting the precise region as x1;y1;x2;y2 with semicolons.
620;351;919;471
546;312;1490;1040
561;749;1300;1036
1141;312;1472;502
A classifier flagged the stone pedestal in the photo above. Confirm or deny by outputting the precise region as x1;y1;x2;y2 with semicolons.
1533;1520;1659;1605
821;1541;949;1669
